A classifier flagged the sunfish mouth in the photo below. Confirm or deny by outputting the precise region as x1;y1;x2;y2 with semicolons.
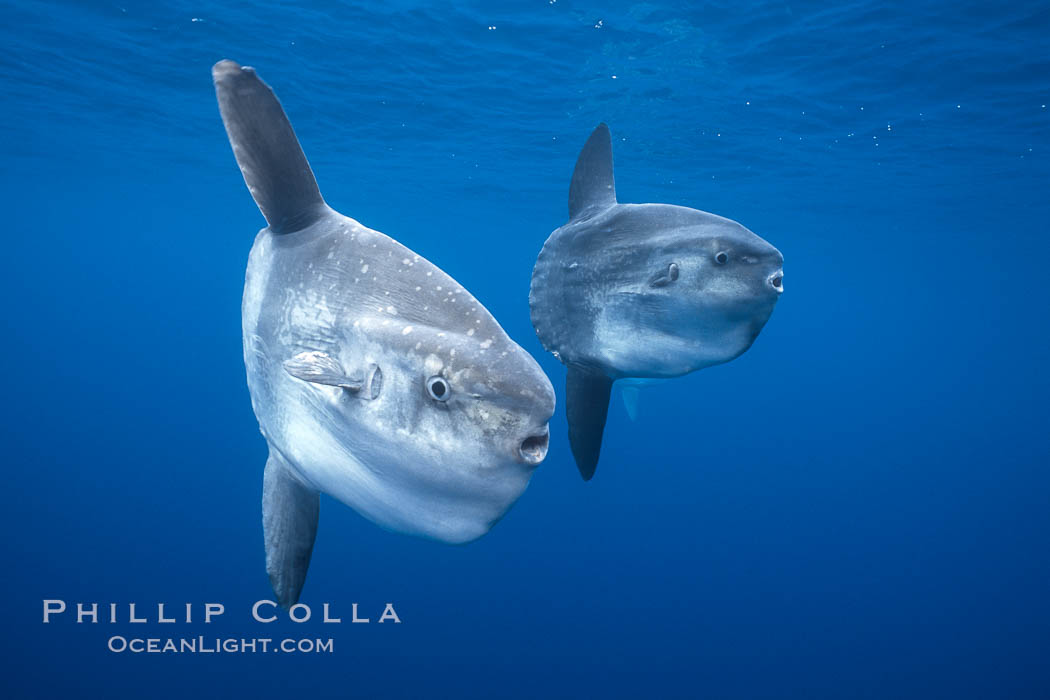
519;426;550;466
768;270;784;294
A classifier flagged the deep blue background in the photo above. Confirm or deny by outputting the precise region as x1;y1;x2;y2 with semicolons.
2;1;1048;697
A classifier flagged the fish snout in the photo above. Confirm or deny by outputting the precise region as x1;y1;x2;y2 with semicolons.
768;269;784;294
518;424;550;466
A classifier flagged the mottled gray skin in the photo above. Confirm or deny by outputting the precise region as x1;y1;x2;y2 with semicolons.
530;124;783;479
532;203;782;377
214;60;554;606
245;215;555;541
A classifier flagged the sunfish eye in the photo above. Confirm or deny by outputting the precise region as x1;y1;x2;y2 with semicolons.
426;375;450;401
715;251;729;265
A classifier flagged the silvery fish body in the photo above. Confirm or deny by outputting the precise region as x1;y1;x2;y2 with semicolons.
530;124;783;480
214;60;554;606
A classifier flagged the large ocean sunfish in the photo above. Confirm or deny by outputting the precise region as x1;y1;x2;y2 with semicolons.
213;60;555;606
530;124;783;480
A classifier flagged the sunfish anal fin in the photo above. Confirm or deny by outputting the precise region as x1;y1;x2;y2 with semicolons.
568;123;616;221
566;366;614;481
263;450;320;608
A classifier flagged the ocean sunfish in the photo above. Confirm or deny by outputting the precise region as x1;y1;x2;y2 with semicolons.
529;124;783;480
213;60;555;605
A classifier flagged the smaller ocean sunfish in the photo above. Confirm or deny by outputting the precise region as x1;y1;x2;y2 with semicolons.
213;61;555;606
530;124;783;480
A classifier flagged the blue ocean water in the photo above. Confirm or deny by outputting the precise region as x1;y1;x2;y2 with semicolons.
2;0;1048;697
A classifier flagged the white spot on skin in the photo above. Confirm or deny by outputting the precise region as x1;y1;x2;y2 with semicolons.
386;306;397;315
402;258;410;265
480;339;492;349
361;264;369;273
402;326;413;335
467;329;475;336
424;354;443;374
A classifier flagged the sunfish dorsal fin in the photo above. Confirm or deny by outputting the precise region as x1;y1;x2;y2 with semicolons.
213;60;328;234
566;365;614;480
568;123;616;220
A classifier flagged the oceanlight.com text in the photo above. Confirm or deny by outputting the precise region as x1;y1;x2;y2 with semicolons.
107;636;334;654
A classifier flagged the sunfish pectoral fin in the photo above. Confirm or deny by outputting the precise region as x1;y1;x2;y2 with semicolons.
568;123;617;221
283;351;382;399
621;384;640;421
263;450;319;608
212;59;328;234
565;366;614;481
